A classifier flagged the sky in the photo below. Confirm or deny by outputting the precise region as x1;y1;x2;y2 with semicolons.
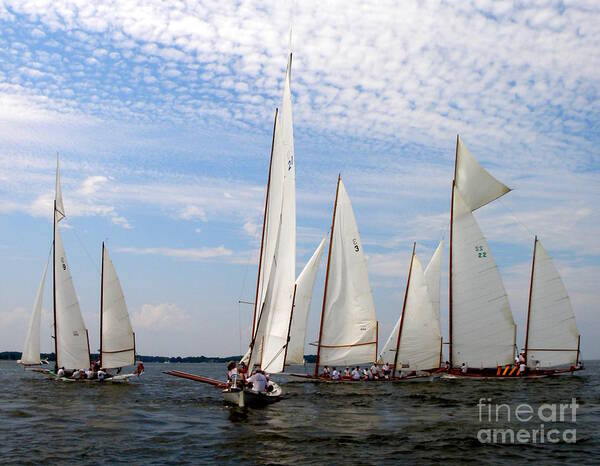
0;0;598;359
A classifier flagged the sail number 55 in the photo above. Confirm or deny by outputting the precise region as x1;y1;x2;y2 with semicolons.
475;245;487;258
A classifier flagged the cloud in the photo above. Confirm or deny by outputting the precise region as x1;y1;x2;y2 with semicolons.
131;303;189;330
118;245;232;261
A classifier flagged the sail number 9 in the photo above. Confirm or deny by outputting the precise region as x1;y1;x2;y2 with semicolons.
475;245;487;258
352;239;360;252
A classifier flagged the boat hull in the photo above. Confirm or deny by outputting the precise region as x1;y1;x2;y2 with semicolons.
289;373;440;383
222;383;283;408
33;368;138;383
441;366;583;380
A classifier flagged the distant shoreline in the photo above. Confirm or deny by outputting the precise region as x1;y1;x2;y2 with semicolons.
0;351;318;364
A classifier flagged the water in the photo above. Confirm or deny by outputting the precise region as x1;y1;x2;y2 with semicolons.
1;361;599;465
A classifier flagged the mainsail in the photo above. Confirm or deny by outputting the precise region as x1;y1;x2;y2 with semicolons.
315;177;378;373
286;236;327;365
450;136;516;368
20;257;50;365
525;238;580;368
53;156;90;371
101;244;136;369
247;52;296;374
379;242;443;372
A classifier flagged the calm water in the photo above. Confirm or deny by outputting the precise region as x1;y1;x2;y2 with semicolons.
1;360;599;465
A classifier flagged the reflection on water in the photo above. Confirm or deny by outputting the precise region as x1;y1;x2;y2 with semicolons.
0;361;598;464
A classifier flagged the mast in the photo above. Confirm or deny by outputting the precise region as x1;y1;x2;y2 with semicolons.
448;134;459;367
53;199;58;372
523;236;537;363
100;242;105;368
393;242;416;377
251;108;279;339
282;284;298;367
314;174;341;377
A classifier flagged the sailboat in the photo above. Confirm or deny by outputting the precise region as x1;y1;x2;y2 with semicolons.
20;157;139;383
446;136;583;378
288;176;379;381
378;241;443;381
522;236;583;375
167;50;296;407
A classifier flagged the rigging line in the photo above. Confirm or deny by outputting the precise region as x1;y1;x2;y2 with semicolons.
237;254;252;356
262;343;287;372
498;197;535;239
70;225;101;276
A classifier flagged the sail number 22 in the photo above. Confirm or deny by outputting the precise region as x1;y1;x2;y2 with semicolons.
475;245;487;258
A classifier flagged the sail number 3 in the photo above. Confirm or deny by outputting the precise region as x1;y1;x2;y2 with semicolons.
475;245;487;258
352;238;360;252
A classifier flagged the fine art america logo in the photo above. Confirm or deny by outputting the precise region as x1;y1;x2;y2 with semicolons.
477;398;578;444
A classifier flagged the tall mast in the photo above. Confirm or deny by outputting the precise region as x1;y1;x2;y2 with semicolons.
100;242;105;368
448;134;459;367
282;284;298;367
251;108;279;339
314;174;341;377
53;199;58;372
523;236;537;364
393;242;416;378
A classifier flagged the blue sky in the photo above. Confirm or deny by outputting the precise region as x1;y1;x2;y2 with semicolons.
0;0;598;358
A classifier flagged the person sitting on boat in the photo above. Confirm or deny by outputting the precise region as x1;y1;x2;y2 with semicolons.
519;362;526;376
71;368;83;380
93;360;100;372
343;367;350;378
97;369;106;382
331;367;340;380
56;367;65;379
370;363;379;380
246;370;268;393
351;367;361;380
444;361;450;371
322;366;331;378
461;363;468;374
226;361;238;383
85;367;95;379
382;363;391;379
518;353;525;364
363;368;373;380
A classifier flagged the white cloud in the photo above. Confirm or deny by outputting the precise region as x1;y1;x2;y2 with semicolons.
131;303;189;330
118;245;232;261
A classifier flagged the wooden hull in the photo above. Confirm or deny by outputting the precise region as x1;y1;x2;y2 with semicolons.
289;373;440;383
441;366;583;380
222;383;283;408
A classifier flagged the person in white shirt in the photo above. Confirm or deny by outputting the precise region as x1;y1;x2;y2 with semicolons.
97;370;106;382
331;368;340;380
461;363;468;374
246;370;268;392
322;366;331;378
226;361;238;383
351;367;360;380
86;368;94;379
370;363;379;380
518;353;525;364
72;369;82;380
343;367;350;378
519;362;526;376
382;363;390;378
56;367;65;379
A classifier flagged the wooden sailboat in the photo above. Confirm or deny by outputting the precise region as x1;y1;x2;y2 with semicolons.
167;50;296;407
445;136;582;379
522;236;583;376
290;176;379;382
378;241;443;381
21;157;139;383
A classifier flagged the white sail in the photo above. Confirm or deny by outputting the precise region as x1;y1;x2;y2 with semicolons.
54;225;90;370
101;246;135;369
286;236;327;365
424;241;443;322
378;243;442;369
395;255;442;371
247;53;296;374
20;257;49;365
451;188;515;367
55;156;65;222
454;136;510;212
253;54;295;338
526;240;579;368
318;179;378;367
